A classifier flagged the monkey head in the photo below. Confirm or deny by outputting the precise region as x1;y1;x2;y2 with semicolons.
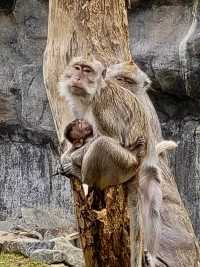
106;60;151;94
59;56;106;98
64;119;93;149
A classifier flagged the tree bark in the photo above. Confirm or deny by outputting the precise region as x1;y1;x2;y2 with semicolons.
43;0;200;266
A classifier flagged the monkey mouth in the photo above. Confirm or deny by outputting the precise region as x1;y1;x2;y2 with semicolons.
71;86;86;96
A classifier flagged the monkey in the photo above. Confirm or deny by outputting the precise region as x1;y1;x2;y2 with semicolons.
59;56;176;267
60;118;176;190
106;60;162;141
61;130;146;189
59;55;151;186
59;56;146;187
105;60;198;267
59;56;106;120
53;119;94;182
64;119;93;149
105;60;172;266
59;119;93;154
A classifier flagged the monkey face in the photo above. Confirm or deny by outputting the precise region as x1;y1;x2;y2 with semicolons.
60;56;106;98
106;61;151;93
69;63;99;95
64;119;93;148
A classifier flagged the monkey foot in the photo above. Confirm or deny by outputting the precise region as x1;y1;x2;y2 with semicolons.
121;136;146;151
144;251;170;267
51;162;67;177
144;250;156;267
126;136;146;160
135;136;146;147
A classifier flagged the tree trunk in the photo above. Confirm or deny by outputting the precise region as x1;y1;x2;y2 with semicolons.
43;0;199;266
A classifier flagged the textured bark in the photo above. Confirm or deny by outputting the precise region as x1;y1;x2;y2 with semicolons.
43;0;199;266
0;0;75;230
43;0;142;266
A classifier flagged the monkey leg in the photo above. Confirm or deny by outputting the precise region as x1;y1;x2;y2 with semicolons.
122;136;146;161
60;137;97;179
82;136;140;190
140;176;162;267
60;152;82;179
60;146;85;179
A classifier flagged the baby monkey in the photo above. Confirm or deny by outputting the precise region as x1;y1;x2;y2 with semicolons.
61;118;176;189
64;119;93;149
57;119;94;179
61;121;146;189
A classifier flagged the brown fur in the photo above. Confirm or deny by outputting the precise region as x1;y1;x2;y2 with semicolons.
64;119;93;148
106;61;162;140
59;57;177;267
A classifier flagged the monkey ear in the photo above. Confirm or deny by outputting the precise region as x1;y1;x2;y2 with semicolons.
102;68;107;78
64;120;77;140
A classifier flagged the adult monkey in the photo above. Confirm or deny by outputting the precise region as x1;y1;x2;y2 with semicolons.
59;56;147;188
106;60;198;266
59;55;174;267
106;60;162;141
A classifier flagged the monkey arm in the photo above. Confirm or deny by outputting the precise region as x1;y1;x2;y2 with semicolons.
81;136;140;190
60;136;98;179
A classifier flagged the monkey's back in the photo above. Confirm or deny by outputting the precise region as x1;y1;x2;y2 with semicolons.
92;80;149;146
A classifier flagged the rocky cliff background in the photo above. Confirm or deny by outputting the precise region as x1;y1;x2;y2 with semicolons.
0;0;199;238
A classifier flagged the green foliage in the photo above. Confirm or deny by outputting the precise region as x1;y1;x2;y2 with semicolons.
0;253;48;267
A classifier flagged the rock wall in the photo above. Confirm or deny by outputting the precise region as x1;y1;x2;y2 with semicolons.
128;0;200;238
0;0;199;238
0;0;75;229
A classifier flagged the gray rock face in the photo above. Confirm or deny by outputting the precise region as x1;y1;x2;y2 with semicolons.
0;231;84;266
128;0;200;238
0;0;74;230
1;236;55;257
0;0;199;245
30;249;67;265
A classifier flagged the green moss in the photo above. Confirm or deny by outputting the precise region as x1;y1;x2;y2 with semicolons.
0;253;48;267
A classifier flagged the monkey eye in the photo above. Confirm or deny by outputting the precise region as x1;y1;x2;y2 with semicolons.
74;65;81;71
124;78;136;84
83;67;92;73
116;76;124;81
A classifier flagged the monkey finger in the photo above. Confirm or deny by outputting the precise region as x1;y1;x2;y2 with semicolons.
143;250;152;266
156;256;170;267
135;136;146;146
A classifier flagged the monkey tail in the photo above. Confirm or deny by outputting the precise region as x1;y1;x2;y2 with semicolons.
156;140;177;156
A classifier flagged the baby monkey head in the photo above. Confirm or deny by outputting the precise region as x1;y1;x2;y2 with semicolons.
59;56;106;98
106;60;151;94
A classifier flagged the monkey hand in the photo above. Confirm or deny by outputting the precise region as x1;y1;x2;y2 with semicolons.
144;251;169;267
144;250;156;267
51;161;66;177
60;154;82;180
121;136;146;160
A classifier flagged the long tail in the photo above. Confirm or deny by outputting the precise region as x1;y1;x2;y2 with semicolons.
156;140;177;155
